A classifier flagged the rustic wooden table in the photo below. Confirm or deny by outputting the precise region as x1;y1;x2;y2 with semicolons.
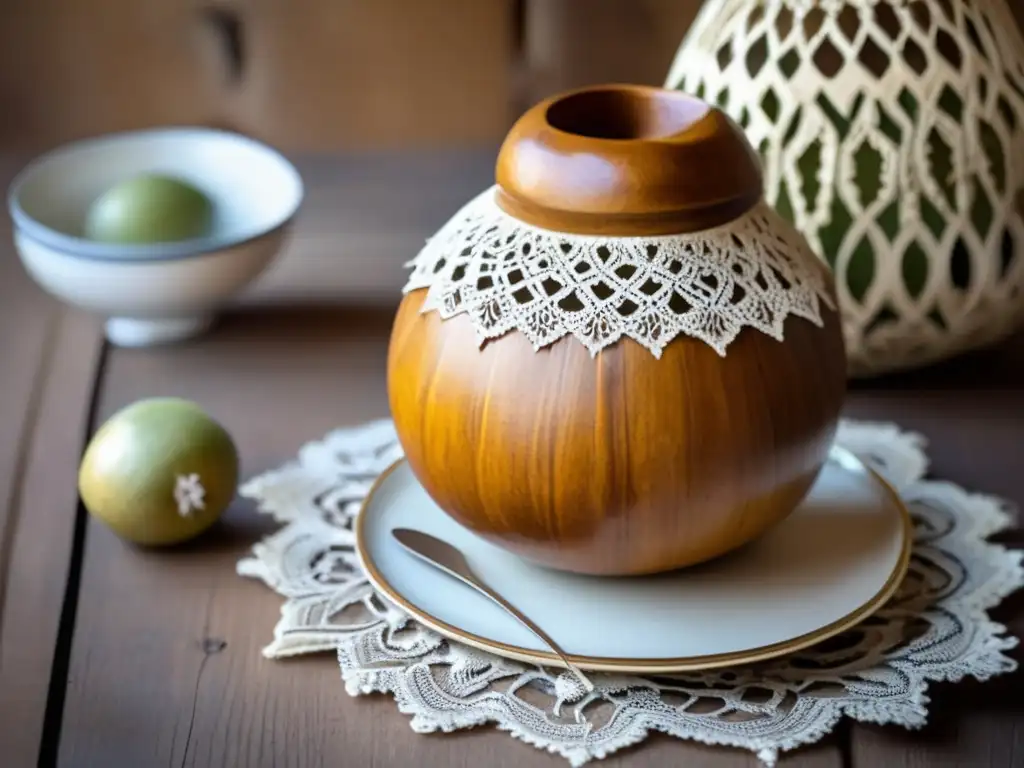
1;155;1021;768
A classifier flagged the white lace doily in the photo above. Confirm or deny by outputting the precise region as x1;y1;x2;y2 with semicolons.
402;187;836;358
237;419;1023;766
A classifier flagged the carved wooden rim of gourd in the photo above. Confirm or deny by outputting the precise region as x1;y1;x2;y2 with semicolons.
494;84;765;237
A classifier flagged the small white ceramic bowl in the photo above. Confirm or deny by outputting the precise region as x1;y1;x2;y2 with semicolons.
7;127;304;347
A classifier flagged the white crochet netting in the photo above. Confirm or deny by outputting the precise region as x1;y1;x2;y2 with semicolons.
665;0;1024;377
237;418;1023;767
401;187;836;358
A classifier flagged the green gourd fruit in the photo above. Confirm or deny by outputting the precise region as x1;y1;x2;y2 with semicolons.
84;174;214;244
78;398;239;546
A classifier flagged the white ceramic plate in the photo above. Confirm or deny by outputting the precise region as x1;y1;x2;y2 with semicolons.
356;447;912;673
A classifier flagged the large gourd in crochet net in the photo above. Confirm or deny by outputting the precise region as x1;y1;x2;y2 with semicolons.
666;0;1024;376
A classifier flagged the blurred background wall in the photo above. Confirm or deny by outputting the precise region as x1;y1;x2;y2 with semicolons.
3;0;1023;303
0;0;712;153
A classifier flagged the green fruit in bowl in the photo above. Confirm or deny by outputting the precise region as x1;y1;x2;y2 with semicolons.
84;174;214;244
78;398;239;546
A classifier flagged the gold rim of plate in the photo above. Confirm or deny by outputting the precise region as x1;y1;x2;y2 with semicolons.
355;446;914;673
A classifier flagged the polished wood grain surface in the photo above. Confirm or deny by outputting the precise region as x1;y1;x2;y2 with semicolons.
390;88;844;575
389;290;847;575
0;151;1020;767
495;85;763;235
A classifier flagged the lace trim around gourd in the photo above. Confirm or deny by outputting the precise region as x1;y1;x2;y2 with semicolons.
402;187;837;358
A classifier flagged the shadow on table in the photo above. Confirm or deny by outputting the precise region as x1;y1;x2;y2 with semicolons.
848;332;1024;393
138;501;280;557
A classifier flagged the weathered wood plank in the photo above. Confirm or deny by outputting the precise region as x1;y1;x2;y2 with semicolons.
0;310;105;764
0;201;60;765
0;156;107;763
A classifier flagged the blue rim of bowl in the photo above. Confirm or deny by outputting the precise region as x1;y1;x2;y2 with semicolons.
6;126;305;263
